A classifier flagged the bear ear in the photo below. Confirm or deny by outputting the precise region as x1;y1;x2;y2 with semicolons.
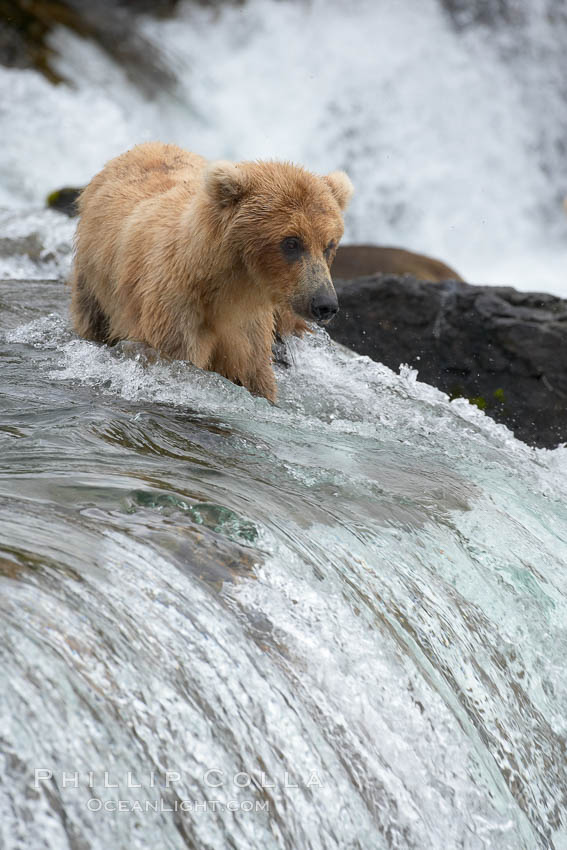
205;160;248;207
323;170;354;212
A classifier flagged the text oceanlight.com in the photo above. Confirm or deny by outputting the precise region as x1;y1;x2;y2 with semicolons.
87;799;271;813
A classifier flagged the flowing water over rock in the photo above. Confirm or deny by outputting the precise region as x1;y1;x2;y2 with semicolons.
1;278;567;849
2;1;567;846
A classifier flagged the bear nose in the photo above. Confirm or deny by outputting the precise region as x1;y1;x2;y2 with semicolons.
310;292;339;325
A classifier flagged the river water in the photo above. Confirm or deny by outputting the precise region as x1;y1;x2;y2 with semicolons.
1;277;567;849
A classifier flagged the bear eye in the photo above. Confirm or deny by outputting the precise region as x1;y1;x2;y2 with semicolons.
323;240;336;261
281;236;303;258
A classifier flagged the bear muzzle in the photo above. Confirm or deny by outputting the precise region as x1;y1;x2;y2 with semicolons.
310;286;339;326
291;261;339;326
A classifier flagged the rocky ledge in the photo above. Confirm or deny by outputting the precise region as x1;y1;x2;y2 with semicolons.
329;275;567;449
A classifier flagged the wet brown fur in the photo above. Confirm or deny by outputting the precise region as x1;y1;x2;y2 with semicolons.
70;142;353;402
332;244;463;283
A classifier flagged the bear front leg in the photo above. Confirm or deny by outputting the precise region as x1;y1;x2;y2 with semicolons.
245;318;278;402
247;363;277;404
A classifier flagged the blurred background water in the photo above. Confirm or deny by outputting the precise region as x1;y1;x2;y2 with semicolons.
1;0;566;291
1;2;567;848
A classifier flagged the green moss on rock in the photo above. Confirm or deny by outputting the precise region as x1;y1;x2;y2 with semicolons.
46;187;82;217
469;396;487;410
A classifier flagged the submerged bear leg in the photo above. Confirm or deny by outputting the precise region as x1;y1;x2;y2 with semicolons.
70;272;113;343
248;365;277;403
247;322;278;402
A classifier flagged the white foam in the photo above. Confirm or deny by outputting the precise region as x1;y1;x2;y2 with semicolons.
9;312;567;503
0;207;76;280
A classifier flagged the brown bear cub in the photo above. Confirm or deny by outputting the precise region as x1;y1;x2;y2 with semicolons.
70;142;353;402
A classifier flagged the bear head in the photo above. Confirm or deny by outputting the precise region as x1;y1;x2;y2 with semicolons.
205;159;354;326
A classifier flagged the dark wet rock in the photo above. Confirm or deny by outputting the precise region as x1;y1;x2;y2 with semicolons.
46;187;82;218
144;525;260;587
0;0;178;93
329;274;567;449
0;215;74;278
441;0;566;34
0;0;60;81
0;233;44;261
121;492;261;586
440;0;523;28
